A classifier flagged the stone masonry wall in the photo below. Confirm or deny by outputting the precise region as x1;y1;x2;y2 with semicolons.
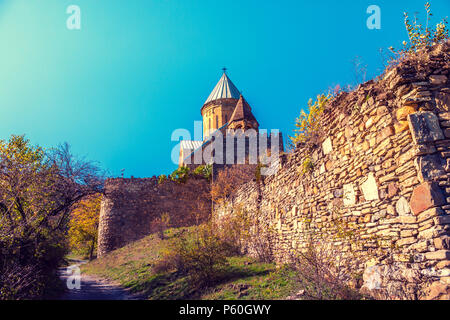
216;42;450;299
98;176;211;257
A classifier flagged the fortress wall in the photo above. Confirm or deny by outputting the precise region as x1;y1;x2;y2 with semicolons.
216;42;450;299
97;176;211;257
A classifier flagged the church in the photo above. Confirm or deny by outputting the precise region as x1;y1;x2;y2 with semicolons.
179;69;283;174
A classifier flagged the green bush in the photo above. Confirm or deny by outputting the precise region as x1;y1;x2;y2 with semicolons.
158;174;167;184
193;164;212;180
154;224;233;287
169;166;190;183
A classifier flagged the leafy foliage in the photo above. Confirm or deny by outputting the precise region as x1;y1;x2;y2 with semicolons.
169;166;190;183
193;164;212;180
158;174;167;184
211;166;255;205
68;194;101;260
0;135;103;299
154;224;234;287
289;94;331;147
389;2;448;55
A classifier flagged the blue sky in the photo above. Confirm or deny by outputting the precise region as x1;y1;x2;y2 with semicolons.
0;0;448;177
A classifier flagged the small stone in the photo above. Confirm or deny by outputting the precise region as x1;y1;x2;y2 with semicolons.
425;250;450;260
434;237;450;250
395;121;409;133
388;182;398;198
376;126;394;144
396;196;411;216
396;106;417;121
429;74;447;85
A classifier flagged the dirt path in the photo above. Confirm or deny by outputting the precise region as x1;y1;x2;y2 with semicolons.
58;261;138;300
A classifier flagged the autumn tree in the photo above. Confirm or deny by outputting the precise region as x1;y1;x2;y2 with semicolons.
0;135;104;299
68;194;102;260
211;166;255;205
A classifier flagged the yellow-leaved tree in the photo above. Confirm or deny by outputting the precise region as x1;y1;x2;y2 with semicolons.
68;194;101;260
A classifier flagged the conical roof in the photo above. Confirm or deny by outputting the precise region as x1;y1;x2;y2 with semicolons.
204;71;240;105
228;95;258;125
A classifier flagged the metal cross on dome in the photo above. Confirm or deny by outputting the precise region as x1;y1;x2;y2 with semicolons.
222;67;227;73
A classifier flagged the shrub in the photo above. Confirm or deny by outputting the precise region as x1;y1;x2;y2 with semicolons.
151;212;171;240
211;166;255;204
193;164;212;180
389;2;448;56
154;224;232;287
169;166;190;183
289;94;331;147
300;157;314;175
158;174;167;184
290;239;363;300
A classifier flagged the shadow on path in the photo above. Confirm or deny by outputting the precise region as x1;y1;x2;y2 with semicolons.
58;260;140;300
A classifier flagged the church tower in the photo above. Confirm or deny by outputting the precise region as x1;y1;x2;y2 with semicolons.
201;69;240;140
227;94;259;131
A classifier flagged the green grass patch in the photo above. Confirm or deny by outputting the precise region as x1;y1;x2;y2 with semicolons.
81;227;301;300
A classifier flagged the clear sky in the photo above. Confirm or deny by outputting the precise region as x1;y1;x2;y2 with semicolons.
0;0;448;177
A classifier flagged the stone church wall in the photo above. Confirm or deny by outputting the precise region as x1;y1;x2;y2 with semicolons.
216;42;450;299
97;176;211;257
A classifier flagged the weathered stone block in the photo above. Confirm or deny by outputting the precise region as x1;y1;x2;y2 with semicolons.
425;250;450;260
322;137;333;155
343;183;356;206
397;106;417;121
410;182;446;215
429;75;447;85
361;173;379;201
408;112;445;144
396;196;411;216
415;154;445;183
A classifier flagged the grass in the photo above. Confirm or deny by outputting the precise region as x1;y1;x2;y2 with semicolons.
81;227;302;300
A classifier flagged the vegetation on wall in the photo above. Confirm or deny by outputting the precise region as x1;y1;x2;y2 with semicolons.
390;2;448;56
289;94;331;148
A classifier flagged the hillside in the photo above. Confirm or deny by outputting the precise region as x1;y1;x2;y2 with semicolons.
81;227;302;300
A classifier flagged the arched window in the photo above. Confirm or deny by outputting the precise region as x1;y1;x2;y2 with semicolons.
225;115;228;123
216;116;219;128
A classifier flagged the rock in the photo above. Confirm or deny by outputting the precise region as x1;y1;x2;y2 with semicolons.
429;75;447;85
435;93;450;113
423;281;450;300
415;154;445;183
408;112;445;144
395;121;409;133
388;182;398;198
376;126;394;144
410;182;446;215
425;250;450;261
396;196;411;216
343;183;356;206
322;137;333;155
434;236;450;250
396;106;417;121
361;173;379;201
362;265;382;291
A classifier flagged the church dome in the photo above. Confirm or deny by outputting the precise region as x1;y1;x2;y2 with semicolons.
203;70;240;106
